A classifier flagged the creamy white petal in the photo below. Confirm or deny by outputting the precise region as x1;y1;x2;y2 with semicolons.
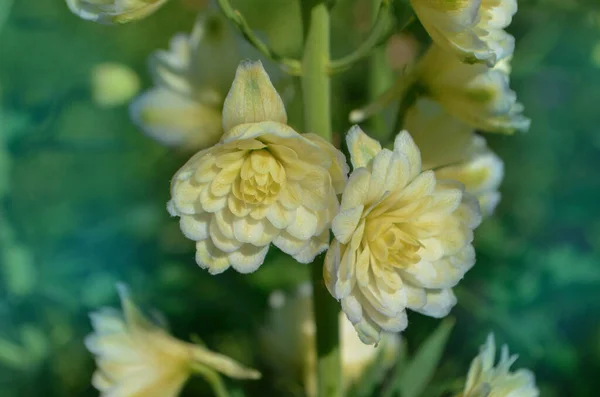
228;244;269;274
179;213;211;241
414;288;457;318
346;125;382;169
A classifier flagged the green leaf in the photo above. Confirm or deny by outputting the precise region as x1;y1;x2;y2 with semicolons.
384;318;455;397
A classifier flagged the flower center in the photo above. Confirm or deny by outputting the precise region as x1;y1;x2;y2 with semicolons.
236;149;285;205
365;216;422;269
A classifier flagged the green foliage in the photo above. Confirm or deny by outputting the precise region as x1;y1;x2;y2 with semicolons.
383;319;454;397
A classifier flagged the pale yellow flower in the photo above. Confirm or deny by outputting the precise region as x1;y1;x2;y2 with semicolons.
85;284;259;397
414;45;530;133
130;13;239;150
349;49;529;134
324;126;481;344
66;0;168;24
410;0;517;66
416;46;530;134
261;285;400;396
459;334;539;397
91;63;141;108
168;61;348;274
405;99;504;216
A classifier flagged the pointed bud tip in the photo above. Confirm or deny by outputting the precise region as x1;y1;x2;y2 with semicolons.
222;60;287;132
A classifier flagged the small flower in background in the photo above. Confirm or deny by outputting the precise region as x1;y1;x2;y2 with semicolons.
325;127;481;344
66;0;169;24
405;99;504;217
458;334;539;397
410;0;517;66
261;284;400;397
168;60;348;274
415;46;530;134
130;12;239;150
86;284;260;397
90;63;141;108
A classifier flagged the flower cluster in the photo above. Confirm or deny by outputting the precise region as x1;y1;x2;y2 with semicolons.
69;0;544;393
459;334;539;397
167;61;347;274
325;127;481;344
85;284;259;397
409;0;528;134
351;3;528;136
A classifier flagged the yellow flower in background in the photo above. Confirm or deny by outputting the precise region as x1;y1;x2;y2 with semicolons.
405;99;504;217
324;127;481;344
85;284;260;397
459;334;539;397
411;0;517;66
261;284;400;396
416;46;529;134
91;63;141;108
168;61;348;274
66;0;169;24
130;13;239;150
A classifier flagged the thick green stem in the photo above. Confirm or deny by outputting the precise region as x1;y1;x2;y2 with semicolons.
300;1;341;396
301;1;332;141
368;0;393;140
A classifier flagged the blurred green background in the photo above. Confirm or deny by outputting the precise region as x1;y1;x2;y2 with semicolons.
1;0;600;396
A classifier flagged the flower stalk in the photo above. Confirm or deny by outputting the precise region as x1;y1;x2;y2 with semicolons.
300;1;341;396
216;0;301;75
329;0;395;74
